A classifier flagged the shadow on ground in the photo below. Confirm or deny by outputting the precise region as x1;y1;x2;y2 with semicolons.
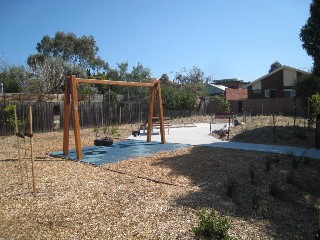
229;125;316;149
153;146;320;239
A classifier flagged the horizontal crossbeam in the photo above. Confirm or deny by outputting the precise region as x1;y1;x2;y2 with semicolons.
76;78;155;87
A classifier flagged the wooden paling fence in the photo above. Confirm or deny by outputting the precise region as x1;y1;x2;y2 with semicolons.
0;100;150;136
1;95;306;135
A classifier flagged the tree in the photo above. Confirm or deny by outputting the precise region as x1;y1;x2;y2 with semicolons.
310;93;320;115
161;86;175;110
294;74;320;112
174;66;212;85
24;57;65;94
0;56;21;93
162;66;212;112
0;64;29;93
174;66;210;97
91;62;152;100
269;61;282;73
25;32;108;93
30;31;108;72
159;73;171;86
300;0;320;77
127;63;151;101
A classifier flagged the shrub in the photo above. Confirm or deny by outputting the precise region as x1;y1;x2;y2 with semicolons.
292;156;301;169
226;177;237;198
269;180;282;197
3;104;23;132
303;157;311;165
252;193;261;217
295;129;307;140
271;155;280;163
286;171;295;185
111;126;118;135
193;209;235;240
288;151;304;169
310;93;320;115
265;158;271;172
93;126;98;132
249;165;255;184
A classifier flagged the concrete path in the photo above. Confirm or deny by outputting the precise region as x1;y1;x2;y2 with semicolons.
127;123;320;160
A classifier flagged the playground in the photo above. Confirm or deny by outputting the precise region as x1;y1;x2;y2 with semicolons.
1;77;320;239
1;114;320;239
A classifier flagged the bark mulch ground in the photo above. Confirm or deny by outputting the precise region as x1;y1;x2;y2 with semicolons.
0;117;319;239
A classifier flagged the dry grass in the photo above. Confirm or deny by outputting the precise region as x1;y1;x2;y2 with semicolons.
0;116;319;239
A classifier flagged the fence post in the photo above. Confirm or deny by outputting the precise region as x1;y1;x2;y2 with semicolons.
316;114;320;149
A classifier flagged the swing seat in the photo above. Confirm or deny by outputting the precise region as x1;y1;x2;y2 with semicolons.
94;137;113;146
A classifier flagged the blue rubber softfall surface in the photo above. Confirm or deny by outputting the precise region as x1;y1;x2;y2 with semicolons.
49;140;190;166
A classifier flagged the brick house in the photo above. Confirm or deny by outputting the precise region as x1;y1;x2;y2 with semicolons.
205;83;247;100
246;66;309;99
213;78;246;89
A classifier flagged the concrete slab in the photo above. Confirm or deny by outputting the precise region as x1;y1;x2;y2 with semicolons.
128;123;320;160
128;123;228;145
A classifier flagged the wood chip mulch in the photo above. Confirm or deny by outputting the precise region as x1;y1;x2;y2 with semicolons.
1;119;320;239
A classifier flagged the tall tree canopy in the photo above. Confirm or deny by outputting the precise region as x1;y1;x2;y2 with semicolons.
159;73;171;86
174;66;212;85
24;32;108;93
269;61;282;73
300;0;320;77
91;61;152;100
28;31;108;73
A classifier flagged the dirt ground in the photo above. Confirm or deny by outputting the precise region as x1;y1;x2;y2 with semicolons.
0;116;319;239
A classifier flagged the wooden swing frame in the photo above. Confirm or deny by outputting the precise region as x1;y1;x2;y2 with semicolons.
63;75;166;160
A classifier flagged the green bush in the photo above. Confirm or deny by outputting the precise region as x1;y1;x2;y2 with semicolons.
3;104;23;131
210;95;231;113
162;86;197;111
193;209;235;240
310;93;320;115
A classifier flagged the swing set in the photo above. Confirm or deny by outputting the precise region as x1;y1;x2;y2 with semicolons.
63;75;166;160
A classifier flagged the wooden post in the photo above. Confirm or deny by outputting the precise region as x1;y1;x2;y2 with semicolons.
14;105;24;184
318;208;320;234
63;76;71;156
316;114;320;149
228;116;230;140
70;76;83;159
147;86;155;142
273;114;276;142
155;81;166;144
29;105;36;193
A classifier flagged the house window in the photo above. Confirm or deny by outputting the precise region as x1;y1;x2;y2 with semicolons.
265;89;276;98
283;89;296;98
252;89;261;94
265;90;270;98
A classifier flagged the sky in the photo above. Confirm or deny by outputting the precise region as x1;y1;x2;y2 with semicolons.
0;0;313;82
